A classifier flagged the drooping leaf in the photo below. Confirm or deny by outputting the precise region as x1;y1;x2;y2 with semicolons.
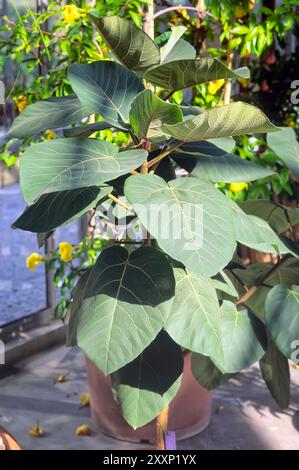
230;200;292;254
144;58;249;91
12;186;112;233
125;174;236;277
240;200;299;234
260;337;290;409
172;140;274;182
162;102;279;142
68;61;144;130
267;127;299;180
68;246;175;374
63;121;120;138
89;13;160;72
265;285;299;358
129;89;183;141
8;95;88;139
112;331;183;428
191;353;233;390
20;138;147;204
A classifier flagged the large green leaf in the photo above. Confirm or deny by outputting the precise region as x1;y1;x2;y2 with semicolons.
267;127;299;180
230;201;292;254
213;301;267;373
68;246;175;374
89;13;160;72
265;285;299;358
240;200;299;234
129;90;183;141
68;61;144;130
172;141;274;182
8;95;88;139
260;337;290;409
191;353;233;390
162;102;278;142
12;186;112;233
112;331;183;428
20;138;147;204
157;26;196;64
144;58;249;91
165;268;222;356
124;174;236;277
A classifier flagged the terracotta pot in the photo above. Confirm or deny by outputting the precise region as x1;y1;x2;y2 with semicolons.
86;353;212;443
0;426;21;450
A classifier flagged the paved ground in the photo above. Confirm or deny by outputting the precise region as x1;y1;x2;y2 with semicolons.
0;345;298;450
0;184;79;325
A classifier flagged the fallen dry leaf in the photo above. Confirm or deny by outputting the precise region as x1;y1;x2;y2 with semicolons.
215;405;224;415
76;424;91;436
28;424;45;438
291;362;299;371
80;393;90;407
53;372;70;384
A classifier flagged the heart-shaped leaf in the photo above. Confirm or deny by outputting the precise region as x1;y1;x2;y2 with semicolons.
144;58;249;91
191;353;233;390
112;331;183;428
125;174;236;277
260;337;290;409
265;285;299;358
89;13;160;72
129;89;183;141
162;102;278;142
68;61;144;129
20;138;147;204
12;186;112;233
68;246;175;374
8;95;88;139
172;140;274;182
267;127;299;180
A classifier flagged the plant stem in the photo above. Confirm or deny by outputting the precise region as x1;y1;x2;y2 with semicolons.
155;406;169;450
146;142;183;169
107;194;134;213
223;32;234;105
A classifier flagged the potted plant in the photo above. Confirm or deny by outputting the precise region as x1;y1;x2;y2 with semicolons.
10;13;299;446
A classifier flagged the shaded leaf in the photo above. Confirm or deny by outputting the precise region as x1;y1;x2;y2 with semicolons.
240;200;299;234
267;127;299;180
191;353;233;390
63;121;119;138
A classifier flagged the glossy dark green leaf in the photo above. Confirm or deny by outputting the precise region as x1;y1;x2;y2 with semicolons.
129;89;183;141
8;95;88;139
265;285;299;358
144;58;249;91
260;337;290;409
191;353;233;390
20;138;147;204
112;331;183;428
125;174;236;277
68;61;144;129
68;245;175;374
162;102;279;142
12;186;112;233
89;13;160;72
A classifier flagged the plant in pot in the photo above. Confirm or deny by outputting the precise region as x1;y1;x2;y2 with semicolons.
10;13;299;448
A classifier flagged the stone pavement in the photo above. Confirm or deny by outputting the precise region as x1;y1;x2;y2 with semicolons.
0;345;298;450
0;184;79;326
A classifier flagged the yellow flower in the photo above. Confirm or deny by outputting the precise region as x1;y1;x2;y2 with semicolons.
45;129;57;140
14;95;28;112
26;253;43;271
59;242;74;262
208;79;225;95
62;5;81;24
2;15;8;21
229;182;248;193
284;117;296;128
236;1;255;18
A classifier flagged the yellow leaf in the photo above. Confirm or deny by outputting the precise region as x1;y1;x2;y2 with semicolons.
76;424;91;436
80;393;90;407
53;372;69;384
28;424;45;438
